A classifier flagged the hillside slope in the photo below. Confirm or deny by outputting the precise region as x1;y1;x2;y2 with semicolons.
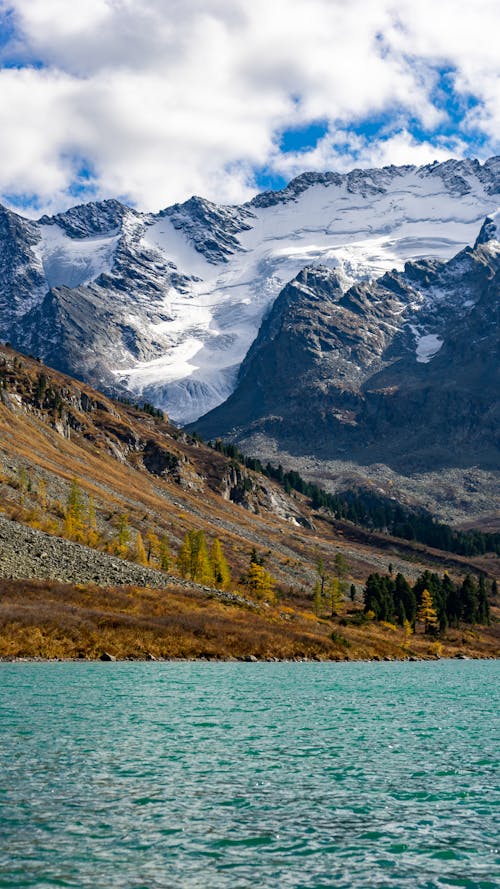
0;347;497;660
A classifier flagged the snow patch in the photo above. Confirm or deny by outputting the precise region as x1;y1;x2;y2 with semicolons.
410;326;444;363
34;224;119;289
131;168;497;422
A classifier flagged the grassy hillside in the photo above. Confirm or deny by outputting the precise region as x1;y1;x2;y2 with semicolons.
2;579;499;662
0;345;497;659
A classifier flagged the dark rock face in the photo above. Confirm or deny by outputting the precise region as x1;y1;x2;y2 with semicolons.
142;440;180;478
0;205;46;324
38;199;132;239
159;196;255;263
192;238;500;473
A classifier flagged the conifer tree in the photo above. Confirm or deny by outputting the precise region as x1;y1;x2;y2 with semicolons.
334;552;349;579
191;530;212;583
38;478;47;509
327;576;343;616
86;495;99;547
210;538;231;589
87;495;96;530
246;562;275;601
396;598;407;626
395;573;416;626
250;546;265;566
18;466;28;494
145;530;161;564
313;579;323;615
177;533;191;578
135;532;148;566
115;513;130;558
177;530;211;582
461;574;478;624
443;573;460;627
416;588;438;634
477;574;490;625
159;534;170;571
64;478;84;540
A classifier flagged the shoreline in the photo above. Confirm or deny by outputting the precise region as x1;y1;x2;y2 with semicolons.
1;654;497;664
2;577;498;663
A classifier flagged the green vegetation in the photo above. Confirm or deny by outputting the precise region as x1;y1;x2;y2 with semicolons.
363;570;492;633
208;438;500;557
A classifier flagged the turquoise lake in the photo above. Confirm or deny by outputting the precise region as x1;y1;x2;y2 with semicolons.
1;661;499;888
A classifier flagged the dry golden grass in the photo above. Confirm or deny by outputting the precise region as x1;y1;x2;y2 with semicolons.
0;345;497;667
0;345;492;599
0;579;498;661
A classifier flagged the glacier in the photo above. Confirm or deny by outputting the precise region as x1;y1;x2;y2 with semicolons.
2;157;499;424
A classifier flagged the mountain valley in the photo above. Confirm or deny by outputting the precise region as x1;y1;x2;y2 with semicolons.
1;157;499;527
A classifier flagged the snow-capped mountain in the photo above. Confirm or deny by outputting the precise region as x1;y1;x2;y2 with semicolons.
192;208;500;460
1;157;499;426
189;203;499;524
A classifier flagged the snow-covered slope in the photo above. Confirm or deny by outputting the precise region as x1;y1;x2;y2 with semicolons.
191;215;500;486
33;224;120;289
1;157;499;424
119;158;500;422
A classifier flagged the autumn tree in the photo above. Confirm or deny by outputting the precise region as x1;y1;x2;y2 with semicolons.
64;478;84;540
38;478;47;509
115;513;130;558
210;538;231;589
135;531;148;566
245;562;275;602
159;534;170;571
85;495;99;547
327;576;343;616
416;588;438;634
334;552;349;580
177;533;191;578
145;530;161;565
313;579;323;615
177;530;212;583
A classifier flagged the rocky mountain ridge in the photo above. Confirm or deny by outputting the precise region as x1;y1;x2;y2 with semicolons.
1;157;499;426
191;213;499;524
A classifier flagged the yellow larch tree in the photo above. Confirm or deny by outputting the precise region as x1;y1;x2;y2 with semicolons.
210;538;231;589
417;588;438;634
135;531;148;566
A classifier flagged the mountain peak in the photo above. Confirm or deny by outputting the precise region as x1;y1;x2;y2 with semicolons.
38;199;135;239
475;210;500;247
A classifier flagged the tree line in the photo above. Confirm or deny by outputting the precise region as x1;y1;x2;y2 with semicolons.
206;438;500;557
363;570;494;633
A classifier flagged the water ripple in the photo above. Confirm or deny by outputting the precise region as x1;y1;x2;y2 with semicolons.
0;661;499;888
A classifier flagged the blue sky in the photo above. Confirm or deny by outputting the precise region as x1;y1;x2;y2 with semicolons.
0;0;498;214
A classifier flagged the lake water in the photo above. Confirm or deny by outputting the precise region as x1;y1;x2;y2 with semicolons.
0;661;499;888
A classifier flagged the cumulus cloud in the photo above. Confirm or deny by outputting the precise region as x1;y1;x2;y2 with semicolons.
0;0;498;213
270;129;469;180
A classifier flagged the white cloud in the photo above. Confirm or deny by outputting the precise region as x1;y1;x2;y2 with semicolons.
270;129;468;180
0;0;498;212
